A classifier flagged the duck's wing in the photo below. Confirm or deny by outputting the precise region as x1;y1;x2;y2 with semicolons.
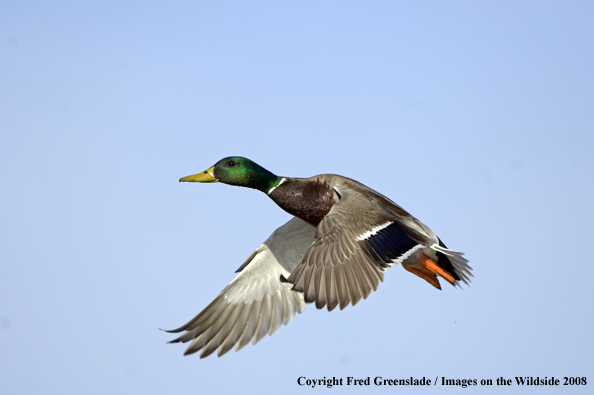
166;217;315;358
286;183;471;311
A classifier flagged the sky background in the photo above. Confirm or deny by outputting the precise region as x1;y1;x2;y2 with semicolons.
1;1;593;394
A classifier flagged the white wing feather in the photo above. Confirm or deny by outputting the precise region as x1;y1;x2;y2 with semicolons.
167;217;315;358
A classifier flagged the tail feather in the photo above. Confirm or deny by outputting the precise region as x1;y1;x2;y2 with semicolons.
402;244;473;289
432;244;473;286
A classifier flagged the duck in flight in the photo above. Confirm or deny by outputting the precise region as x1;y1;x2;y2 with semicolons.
167;156;472;358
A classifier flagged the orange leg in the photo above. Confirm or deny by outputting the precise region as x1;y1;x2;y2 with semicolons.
401;263;442;289
417;253;456;285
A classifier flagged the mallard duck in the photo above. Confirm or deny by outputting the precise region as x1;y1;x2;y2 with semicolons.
167;156;472;358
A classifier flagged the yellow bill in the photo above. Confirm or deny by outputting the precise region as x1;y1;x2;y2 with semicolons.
179;166;218;183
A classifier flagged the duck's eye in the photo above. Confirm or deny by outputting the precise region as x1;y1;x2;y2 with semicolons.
227;160;236;167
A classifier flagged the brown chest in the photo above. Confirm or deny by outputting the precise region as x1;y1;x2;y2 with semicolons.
268;178;338;225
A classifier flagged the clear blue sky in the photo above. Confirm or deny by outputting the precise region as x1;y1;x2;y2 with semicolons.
1;1;593;394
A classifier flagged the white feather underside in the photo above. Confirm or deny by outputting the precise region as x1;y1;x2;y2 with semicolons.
169;218;315;358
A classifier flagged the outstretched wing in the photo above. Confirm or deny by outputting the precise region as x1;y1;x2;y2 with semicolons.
286;184;471;311
167;217;315;358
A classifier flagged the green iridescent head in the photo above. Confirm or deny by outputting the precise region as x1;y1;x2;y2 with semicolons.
180;156;282;193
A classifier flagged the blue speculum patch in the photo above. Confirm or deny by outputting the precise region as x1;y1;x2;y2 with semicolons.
366;223;419;262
